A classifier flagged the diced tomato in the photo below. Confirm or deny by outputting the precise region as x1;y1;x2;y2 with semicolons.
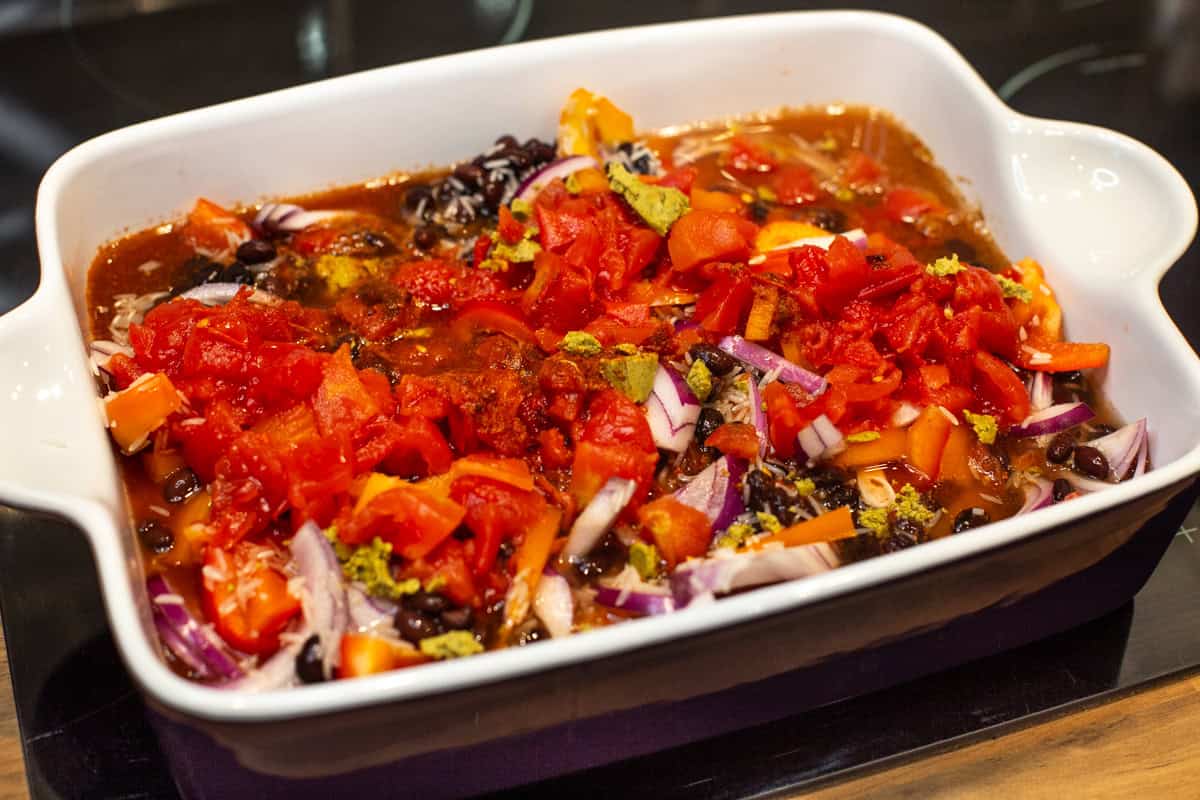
497;205;525;244
844;150;883;185
538;428;573;468
452;300;536;344
401;538;477;606
312;345;379;440
973;351;1030;424
570;441;657;509
726;135;777;173
451;475;545;575
772;165;818;205
638;496;712;567
656;166;698;195
667;210;758;271
883;187;944;223
704;422;761;460
694;274;754;334
763;382;803;459
521;250;596;332
343;485;465;559
580;389;657;453
201;545;301;655
182;198;251;255
815;235;870;313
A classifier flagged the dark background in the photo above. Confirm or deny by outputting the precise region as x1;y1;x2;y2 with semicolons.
0;1;1197;798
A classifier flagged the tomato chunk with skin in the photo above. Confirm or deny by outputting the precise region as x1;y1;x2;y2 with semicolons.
667;211;758;271
201;545;300;656
343;485;465;559
638;496;713;568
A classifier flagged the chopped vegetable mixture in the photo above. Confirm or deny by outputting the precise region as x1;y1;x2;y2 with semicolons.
85;90;1146;689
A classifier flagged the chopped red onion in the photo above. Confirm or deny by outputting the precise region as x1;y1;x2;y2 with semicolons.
798;414;844;460
254;202;347;233
346;586;397;635
673;455;747;532
670;542;840;607
1029;372;1054;413
148;575;243;681
1011;402;1094;438
514;156;599;204
290;521;349;677
745;375;768;457
533;573;575;637
1017;477;1055;515
1089;419;1147;481
646;365;701;452
891;402;922;428
763;228;868;252
90;339;133;359
1064;472;1117;493
1133;429;1150;478
564;477;637;557
222;638;305;692
594;585;676;616
717;336;827;395
178;283;280;307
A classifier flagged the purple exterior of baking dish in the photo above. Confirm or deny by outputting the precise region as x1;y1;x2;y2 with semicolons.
144;477;1195;799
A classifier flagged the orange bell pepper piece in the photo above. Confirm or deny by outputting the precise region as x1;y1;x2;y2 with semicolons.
1015;340;1110;372
104;372;184;454
832;428;908;470
754;506;856;549
906;405;955;479
743;285;779;341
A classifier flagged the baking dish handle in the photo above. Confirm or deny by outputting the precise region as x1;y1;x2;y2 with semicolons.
0;285;121;514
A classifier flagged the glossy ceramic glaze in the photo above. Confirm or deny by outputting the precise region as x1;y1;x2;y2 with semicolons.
1;9;1197;780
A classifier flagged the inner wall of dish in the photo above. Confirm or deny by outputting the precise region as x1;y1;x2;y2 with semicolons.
50;12;1197;468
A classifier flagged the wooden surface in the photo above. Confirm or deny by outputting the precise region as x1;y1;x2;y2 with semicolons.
0;619;1195;800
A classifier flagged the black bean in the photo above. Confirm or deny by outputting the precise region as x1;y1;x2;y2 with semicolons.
453;162;485;188
1045;432;1075;464
746;469;773;510
396;609;441;644
403;184;432;213
524;138;556;164
632;155;653;174
688;343;738;376
137;521;175;554
952;507;991;534
882;518;923;552
432;180;457;204
504;147;532;170
405;591;447;614
866;253;887;267
1073;446;1109;479
221;262;253;285
162;467;201;504
494;134;519;149
295;635;326;684
797;206;847;233
330;333;365;359
695;408;724;446
572;533;625;579
412;226;440;250
482;177;506;208
823;483;860;510
1088;424;1117;439
809;468;847;490
1054;370;1084;386
362;232;390;251
749;200;771;223
236;239;276;265
440;607;473;630
1053;478;1073;502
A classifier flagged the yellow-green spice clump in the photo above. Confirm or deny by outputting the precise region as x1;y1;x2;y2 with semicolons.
845;431;880;443
560;331;603;357
794;477;816;497
755;512;784;533
962;409;999;445
926;254;965;277
629;541;662;581
606;162;690;235
893;484;936;526
857;507;891;539
341;537;419;600
600;352;659;403
716;522;755;549
995;275;1033;303
686;359;714;402
419;631;484;659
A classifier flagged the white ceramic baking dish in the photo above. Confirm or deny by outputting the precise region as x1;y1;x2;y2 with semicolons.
1;9;1197;794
